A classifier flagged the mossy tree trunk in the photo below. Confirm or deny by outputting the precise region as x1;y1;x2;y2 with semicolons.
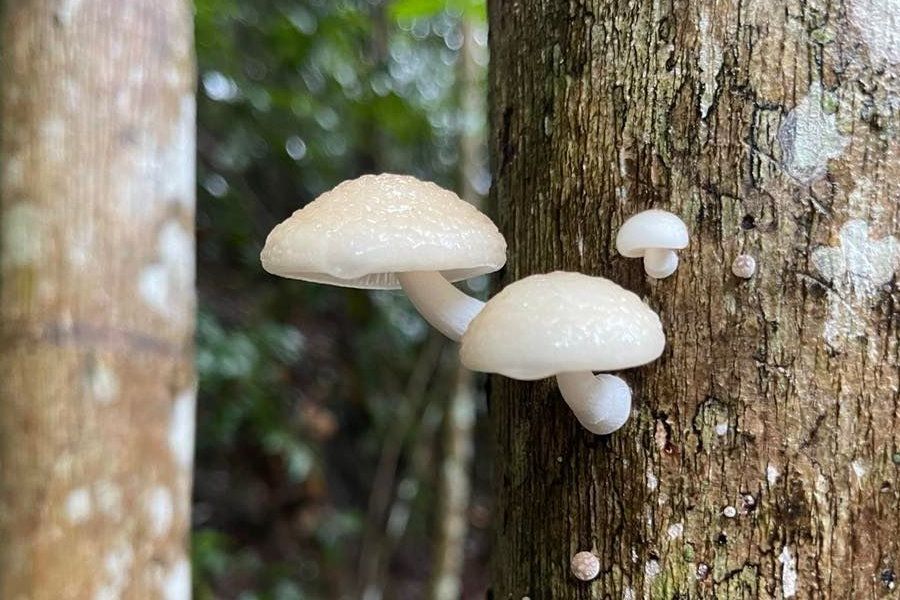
0;2;196;598
488;0;899;598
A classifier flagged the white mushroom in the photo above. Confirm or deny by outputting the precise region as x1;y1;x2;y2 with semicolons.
731;254;756;279
261;174;507;341
459;272;665;435
616;209;689;279
570;551;600;581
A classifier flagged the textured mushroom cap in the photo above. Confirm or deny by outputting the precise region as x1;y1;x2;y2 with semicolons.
261;173;507;289
616;209;689;257
460;272;665;380
570;551;600;582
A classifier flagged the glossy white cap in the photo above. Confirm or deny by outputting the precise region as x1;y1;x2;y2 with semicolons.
459;271;665;380
616;209;689;258
261;173;507;289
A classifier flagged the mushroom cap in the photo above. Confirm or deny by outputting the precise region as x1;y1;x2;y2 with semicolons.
460;271;665;380
616;209;689;257
261;173;507;289
570;551;600;581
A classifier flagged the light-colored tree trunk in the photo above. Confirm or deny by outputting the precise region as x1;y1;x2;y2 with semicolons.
0;2;196;598
488;0;898;598
430;19;484;600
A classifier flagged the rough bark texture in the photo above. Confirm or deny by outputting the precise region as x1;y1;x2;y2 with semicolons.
488;0;899;598
0;2;196;598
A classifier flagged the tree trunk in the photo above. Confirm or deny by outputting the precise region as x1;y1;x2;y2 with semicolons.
0;2;196;598
488;0;898;598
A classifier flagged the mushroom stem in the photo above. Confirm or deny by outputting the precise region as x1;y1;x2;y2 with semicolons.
643;248;679;279
555;372;632;435
397;271;485;342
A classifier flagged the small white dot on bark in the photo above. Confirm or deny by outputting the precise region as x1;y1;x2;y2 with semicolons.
168;387;196;470
85;360;118;404
766;463;781;485
667;522;684;539
723;505;737;518
645;558;662;581
97;540;134;600
64;487;92;524
138;221;195;321
144;486;174;537
646;467;658;491
159;557;191;600
779;545;798;597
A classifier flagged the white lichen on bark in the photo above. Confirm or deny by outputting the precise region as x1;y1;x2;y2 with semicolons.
811;219;899;350
778;83;848;184
850;0;900;64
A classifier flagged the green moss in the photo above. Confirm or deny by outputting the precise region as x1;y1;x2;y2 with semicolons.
810;27;834;45
682;544;695;562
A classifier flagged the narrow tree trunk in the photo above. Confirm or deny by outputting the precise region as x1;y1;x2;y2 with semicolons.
430;19;484;600
488;0;898;598
0;2;196;598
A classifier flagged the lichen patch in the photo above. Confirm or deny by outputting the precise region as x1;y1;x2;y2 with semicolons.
811;219;899;350
767;463;781;485
143;486;174;537
779;545;798;597
159;557;191;600
666;522;684;539
64;487;92;524
95;540;134;600
1;203;44;268
138;220;195;321
168;387;196;470
778;83;848;184
850;0;900;65
698;10;724;118
84;359;119;404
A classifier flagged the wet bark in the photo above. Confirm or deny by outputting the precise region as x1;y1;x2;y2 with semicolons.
0;1;196;598
488;0;899;598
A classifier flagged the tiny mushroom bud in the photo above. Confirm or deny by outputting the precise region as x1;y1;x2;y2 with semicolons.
616;210;689;279
261;174;507;341
460;272;665;435
731;254;756;279
570;551;600;581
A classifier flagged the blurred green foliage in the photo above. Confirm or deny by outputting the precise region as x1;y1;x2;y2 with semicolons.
193;0;489;598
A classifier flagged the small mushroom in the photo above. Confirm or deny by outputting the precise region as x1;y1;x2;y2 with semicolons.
570;551;600;581
616;209;689;279
731;254;756;279
460;272;665;434
261;174;506;340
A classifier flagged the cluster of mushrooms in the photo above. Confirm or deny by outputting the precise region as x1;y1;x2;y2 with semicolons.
261;174;688;435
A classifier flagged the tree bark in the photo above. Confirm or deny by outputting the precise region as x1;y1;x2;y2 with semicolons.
488;0;898;598
0;2;196;598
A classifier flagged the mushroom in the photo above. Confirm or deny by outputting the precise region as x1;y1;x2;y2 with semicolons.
570;551;600;581
459;271;665;434
616;209;689;279
260;173;506;341
731;254;756;279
